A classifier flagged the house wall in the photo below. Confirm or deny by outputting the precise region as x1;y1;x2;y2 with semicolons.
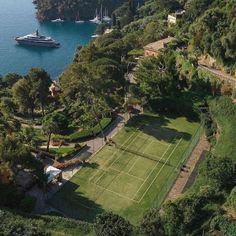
144;49;159;58
168;15;177;24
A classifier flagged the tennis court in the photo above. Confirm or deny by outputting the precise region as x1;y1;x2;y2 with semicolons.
50;114;200;224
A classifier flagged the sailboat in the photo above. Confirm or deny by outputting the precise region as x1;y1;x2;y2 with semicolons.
89;8;101;24
75;12;85;23
103;8;111;22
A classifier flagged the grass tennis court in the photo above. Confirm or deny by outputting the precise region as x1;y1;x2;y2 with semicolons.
49;113;201;224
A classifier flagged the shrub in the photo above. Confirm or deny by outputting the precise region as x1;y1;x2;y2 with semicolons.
94;212;133;236
19;196;37;213
210;215;236;236
226;186;236;212
140;209;164;236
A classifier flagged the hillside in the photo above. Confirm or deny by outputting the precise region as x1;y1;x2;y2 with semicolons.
35;0;127;21
1;0;236;235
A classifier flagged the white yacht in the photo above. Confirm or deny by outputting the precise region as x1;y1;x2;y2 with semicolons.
51;18;64;23
15;30;60;48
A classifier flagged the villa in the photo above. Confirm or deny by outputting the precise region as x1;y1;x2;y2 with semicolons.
143;37;175;58
168;10;185;25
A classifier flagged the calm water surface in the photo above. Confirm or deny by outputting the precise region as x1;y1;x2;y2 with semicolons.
0;0;96;78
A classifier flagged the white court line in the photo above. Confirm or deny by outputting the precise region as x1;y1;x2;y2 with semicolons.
127;140;153;174
137;138;183;203
109;167;144;181
132;139;173;200
89;129;140;182
141;133;170;146
100;133;151;186
93;182;139;203
93;130;143;184
95;132;152;199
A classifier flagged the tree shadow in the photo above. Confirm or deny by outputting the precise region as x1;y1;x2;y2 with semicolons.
83;162;99;169
49;181;104;222
126;114;192;144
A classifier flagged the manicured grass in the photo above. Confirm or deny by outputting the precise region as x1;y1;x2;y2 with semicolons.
49;113;200;224
49;147;77;156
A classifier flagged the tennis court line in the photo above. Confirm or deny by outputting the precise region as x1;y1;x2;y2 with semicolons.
131;136;182;201
141;133;170;146
92;131;143;185
108;131;146;169
88;129;140;182
95;133;152;199
132;139;173;200
93;182;139;203
109;167;144;181
101;133;151;185
137;138;183;203
127;140;153;174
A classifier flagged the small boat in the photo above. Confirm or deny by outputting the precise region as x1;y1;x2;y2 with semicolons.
51;18;64;23
91;34;100;38
103;8;111;22
75;20;85;23
15;30;60;48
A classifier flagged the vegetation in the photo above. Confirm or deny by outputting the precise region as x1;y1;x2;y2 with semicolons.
1;0;236;234
35;0;127;21
49;114;200;224
0;208;94;236
94;212;133;236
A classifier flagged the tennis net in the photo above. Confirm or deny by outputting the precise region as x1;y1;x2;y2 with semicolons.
114;143;171;166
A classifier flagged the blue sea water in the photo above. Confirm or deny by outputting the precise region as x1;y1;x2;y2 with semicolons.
0;0;96;79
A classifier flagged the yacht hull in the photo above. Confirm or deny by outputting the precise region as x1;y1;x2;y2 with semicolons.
15;38;60;48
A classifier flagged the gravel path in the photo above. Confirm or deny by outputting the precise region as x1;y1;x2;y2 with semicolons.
165;135;209;201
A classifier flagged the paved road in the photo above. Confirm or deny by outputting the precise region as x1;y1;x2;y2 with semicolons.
62;113;129;180
198;63;236;86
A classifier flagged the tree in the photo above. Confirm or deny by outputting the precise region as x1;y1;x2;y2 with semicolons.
27;68;52;115
0;112;21;136
79;96;110;141
112;13;117;26
199;155;236;190
60;59;122;141
21;126;40;148
227;186;236;212
12;78;37;119
94;212;133;236
42;112;68;152
3;73;21;88
135;51;179;101
140;209;165;236
12;68;52;119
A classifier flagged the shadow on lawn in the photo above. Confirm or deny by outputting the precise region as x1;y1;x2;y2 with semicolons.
127;114;192;144
83;162;99;169
49;181;104;222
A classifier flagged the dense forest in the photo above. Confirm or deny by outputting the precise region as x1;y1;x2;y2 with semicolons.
1;0;236;235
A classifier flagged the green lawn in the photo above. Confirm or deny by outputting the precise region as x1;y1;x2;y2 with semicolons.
49;113;200;224
49;147;77;156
